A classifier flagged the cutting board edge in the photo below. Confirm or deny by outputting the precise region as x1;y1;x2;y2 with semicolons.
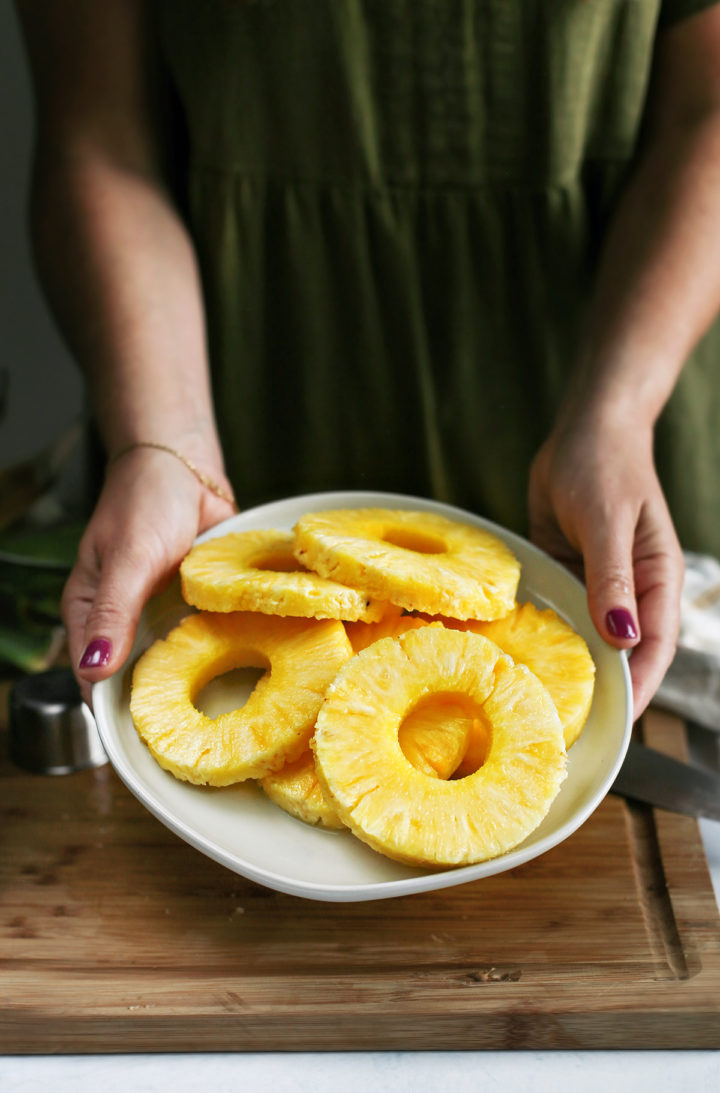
3;1007;720;1053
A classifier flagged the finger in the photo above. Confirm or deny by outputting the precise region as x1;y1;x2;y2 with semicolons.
527;469;585;578
73;537;176;688
626;520;684;720
62;538;110;704
627;593;681;721
627;635;673;723
64;568;177;709
579;511;641;652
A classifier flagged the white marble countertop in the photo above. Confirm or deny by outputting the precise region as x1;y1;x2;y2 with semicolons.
2;1046;720;1093
3;735;720;1091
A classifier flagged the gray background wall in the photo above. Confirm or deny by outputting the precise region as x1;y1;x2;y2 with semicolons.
1;4;84;472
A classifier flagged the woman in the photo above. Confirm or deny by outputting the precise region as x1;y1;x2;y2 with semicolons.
15;0;720;717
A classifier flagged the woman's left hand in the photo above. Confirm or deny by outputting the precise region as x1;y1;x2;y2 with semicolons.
528;415;684;721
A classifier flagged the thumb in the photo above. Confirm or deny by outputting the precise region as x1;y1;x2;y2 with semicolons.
74;541;165;685
581;519;641;650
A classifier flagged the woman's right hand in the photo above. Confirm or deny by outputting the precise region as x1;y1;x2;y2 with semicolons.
63;446;237;706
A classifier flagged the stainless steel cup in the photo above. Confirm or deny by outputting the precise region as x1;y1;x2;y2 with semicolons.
8;667;107;774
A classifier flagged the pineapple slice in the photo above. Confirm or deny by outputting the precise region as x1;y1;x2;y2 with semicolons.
312;626;566;867
180;529;385;622
261;660;470;828
260;749;346;829
130;611;353;786
345;603;428;653
293;508;520;620
398;693;477;778
452;711;492;779
347;610;470;777
444;602;596;751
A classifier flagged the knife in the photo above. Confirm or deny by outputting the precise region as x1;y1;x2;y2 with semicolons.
610;739;720;821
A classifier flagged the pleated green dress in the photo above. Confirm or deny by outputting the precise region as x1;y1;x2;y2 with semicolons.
156;0;720;555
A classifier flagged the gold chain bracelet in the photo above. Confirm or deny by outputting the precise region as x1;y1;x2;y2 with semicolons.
109;441;238;510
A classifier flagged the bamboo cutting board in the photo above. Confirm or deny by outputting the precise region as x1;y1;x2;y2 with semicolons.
1;694;719;1053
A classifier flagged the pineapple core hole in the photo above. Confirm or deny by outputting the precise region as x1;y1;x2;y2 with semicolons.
251;549;306;573
381;528;447;555
451;715;492;779
399;693;489;778
196;665;268;719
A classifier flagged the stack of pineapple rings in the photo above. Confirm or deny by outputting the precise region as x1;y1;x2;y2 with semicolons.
130;508;596;868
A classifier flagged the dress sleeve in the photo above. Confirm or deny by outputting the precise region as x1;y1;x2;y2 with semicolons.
659;0;720;27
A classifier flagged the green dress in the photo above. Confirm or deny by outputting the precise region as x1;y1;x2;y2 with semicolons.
156;0;720;555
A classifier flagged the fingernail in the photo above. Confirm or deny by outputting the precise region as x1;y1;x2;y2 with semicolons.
605;609;638;641
79;638;113;669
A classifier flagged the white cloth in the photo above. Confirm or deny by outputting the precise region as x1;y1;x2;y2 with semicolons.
654;552;720;731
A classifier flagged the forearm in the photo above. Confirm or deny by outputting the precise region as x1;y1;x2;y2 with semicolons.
29;147;223;470
559;108;720;433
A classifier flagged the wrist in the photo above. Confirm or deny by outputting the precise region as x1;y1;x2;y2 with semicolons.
542;397;656;477
107;439;236;511
105;418;226;470
556;346;675;439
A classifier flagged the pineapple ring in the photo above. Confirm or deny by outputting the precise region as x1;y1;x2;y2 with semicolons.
346;612;475;776
344;603;429;653
397;693;477;778
445;603;596;751
262;685;472;829
294;508;520;620
312;626;567;867
260;749;346;830
354;603;596;752
130;611;353;786
180;529;385;622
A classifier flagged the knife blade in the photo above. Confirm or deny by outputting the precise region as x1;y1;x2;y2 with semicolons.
610;739;720;821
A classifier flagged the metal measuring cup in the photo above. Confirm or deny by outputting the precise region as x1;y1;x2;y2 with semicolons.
8;667;107;774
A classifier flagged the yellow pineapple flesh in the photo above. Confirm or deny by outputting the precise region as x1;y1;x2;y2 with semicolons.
312;626;566;866
180;529;385;621
293;508;520;620
443;602;596;750
344;603;428;653
398;693;477;778
262;652;470;827
130;611;353;786
347;611;470;778
260;749;346;829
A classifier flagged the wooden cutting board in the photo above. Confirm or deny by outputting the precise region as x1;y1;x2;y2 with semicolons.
1;691;719;1053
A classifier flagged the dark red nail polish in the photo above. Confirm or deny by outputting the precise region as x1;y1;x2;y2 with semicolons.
606;609;638;641
79;637;112;669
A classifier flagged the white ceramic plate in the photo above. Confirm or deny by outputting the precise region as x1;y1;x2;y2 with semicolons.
93;490;633;902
